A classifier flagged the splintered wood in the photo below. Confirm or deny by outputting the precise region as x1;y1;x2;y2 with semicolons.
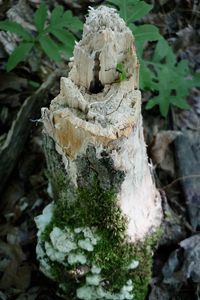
41;6;162;241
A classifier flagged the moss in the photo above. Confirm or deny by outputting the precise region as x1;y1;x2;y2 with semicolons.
41;221;54;241
40;136;161;300
50;261;79;299
130;234;159;300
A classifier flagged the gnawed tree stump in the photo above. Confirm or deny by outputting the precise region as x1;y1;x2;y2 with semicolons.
35;6;163;300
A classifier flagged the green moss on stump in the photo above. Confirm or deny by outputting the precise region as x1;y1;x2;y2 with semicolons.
36;136;160;300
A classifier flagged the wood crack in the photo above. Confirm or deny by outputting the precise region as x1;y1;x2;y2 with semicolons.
89;51;104;94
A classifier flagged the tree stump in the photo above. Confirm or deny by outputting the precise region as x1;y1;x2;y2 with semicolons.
35;6;163;300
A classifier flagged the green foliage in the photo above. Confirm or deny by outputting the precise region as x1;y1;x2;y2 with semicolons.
6;42;34;72
132;24;161;44
28;80;40;89
34;2;47;33
116;63;127;81
143;38;200;116
0;3;83;71
39;34;61;62
108;0;200;117
108;0;152;23
0;20;33;40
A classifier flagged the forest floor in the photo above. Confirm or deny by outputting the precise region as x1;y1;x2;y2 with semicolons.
0;0;200;299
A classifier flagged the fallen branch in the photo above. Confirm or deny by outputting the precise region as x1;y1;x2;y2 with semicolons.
0;70;64;195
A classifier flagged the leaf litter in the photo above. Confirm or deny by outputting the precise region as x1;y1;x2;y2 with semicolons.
0;0;200;299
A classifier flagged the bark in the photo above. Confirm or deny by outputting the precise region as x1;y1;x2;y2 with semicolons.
35;6;163;300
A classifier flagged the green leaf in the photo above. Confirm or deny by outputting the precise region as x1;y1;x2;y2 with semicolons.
62;11;83;32
146;94;170;117
50;5;64;26
107;0;127;19
140;62;154;90
176;59;189;76
34;2;47;33
145;91;171;117
49;10;83;33
39;34;60;62
170;96;190;109
153;38;176;66
107;0;152;23
133;24;161;43
108;0;139;8
50;28;75;45
192;73;200;87
118;0;128;21
50;28;75;57
145;96;160;109
28;80;40;89
157;66;171;92
0;20;32;40
116;63;127;81
6;42;34;71
59;42;74;58
126;1;153;23
148;60;193;116
159;95;170;117
153;38;170;62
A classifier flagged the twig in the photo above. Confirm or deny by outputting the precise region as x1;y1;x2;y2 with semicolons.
160;174;200;191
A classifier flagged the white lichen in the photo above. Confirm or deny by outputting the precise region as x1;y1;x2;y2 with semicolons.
121;281;134;299
74;227;100;246
68;252;87;265
91;265;101;274
36;242;54;279
77;286;96;300
128;260;139;270
35;202;54;236
74;227;83;234
50;227;77;253
76;279;134;300
35;213;134;300
86;274;101;286
45;241;66;263
82;227;94;237
78;238;94;252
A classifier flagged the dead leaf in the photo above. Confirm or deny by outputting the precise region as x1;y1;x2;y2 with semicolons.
0;261;31;291
0;291;7;300
0;259;19;289
0;179;24;222
16;286;39;300
150;130;181;165
0;240;28;290
13;264;32;290
0;74;27;92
